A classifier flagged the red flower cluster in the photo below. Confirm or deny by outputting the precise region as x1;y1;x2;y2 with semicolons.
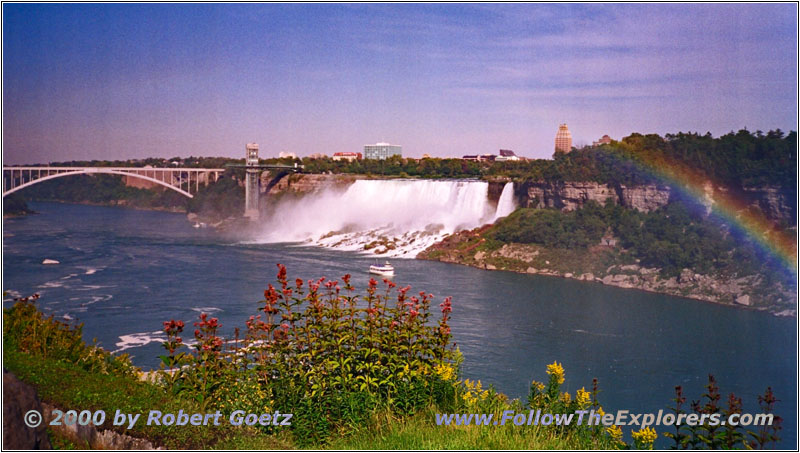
162;319;185;355
163;319;184;335
277;263;287;283
439;297;452;315
194;313;223;354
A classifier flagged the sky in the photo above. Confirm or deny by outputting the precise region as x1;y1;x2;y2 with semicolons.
3;3;797;164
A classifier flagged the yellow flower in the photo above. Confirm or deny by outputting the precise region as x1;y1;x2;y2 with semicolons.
435;363;456;381
546;361;565;385
462;378;489;405
560;392;571;404
597;406;605;417
531;380;546;392
606;425;623;444
632;427;658;448
576;387;591;408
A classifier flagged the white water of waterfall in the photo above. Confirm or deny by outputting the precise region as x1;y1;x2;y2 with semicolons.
493;182;516;220
253;179;511;258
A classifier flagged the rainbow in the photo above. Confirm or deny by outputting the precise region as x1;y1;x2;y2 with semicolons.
621;151;797;275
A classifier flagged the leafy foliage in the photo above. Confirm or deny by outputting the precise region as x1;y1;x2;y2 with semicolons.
3;192;33;215
4;295;138;378
490;200;783;279
17;174;189;210
160;265;458;445
663;376;782;449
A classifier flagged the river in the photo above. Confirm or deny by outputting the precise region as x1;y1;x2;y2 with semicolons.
3;202;796;447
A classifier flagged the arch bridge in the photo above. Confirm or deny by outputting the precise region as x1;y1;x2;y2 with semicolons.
2;166;226;199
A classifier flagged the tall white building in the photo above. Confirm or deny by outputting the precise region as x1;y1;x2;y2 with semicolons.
364;142;402;160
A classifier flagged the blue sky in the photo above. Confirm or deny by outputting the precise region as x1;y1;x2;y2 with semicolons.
3;3;797;164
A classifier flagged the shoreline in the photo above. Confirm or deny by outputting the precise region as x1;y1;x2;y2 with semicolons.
22;198;187;214
418;237;797;318
418;254;796;318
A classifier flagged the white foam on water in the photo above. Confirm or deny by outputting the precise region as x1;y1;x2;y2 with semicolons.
81;294;113;307
190;307;222;314
252;179;515;258
3;290;22;301
113;331;167;354
38;280;65;289
75;284;116;291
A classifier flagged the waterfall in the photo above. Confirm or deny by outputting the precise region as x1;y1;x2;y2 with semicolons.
254;179;506;258
493;182;516;220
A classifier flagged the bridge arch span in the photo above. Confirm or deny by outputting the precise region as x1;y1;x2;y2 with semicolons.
3;169;195;198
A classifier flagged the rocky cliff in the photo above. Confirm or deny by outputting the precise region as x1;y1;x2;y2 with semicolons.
743;185;796;225
518;180;672;212
260;172;360;196
512;180;794;224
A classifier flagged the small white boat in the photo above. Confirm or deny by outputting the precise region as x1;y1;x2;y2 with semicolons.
369;262;395;277
42;259;60;265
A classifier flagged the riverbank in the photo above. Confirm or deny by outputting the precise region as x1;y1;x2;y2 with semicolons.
12;198;187;214
418;226;797;317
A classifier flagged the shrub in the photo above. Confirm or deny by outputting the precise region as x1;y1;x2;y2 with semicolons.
3;294;137;378
161;265;458;445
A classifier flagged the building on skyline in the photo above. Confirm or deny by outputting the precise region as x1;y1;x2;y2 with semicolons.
495;149;521;162
555;124;573;153
462;154;497;162
364;142;402;160
278;151;297;159
332;152;362;162
592;135;613;146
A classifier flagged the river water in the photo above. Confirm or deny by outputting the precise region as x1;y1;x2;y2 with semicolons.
3;202;796;447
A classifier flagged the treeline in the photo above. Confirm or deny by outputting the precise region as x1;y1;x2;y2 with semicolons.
273;129;796;195
186;174;244;221
492;200;782;280
3;193;33;215
27;129;797;194
18;174;189;210
45;156;235;169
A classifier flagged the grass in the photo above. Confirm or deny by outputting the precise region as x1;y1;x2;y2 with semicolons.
7;346;603;450
329;409;605;450
3;347;292;449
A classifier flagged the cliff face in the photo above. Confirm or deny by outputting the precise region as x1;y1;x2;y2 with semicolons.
261;172;359;196
516;180;795;224
519;181;672;213
743;186;796;225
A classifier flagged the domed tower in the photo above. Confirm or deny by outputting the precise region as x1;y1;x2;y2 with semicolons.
555;123;573;153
